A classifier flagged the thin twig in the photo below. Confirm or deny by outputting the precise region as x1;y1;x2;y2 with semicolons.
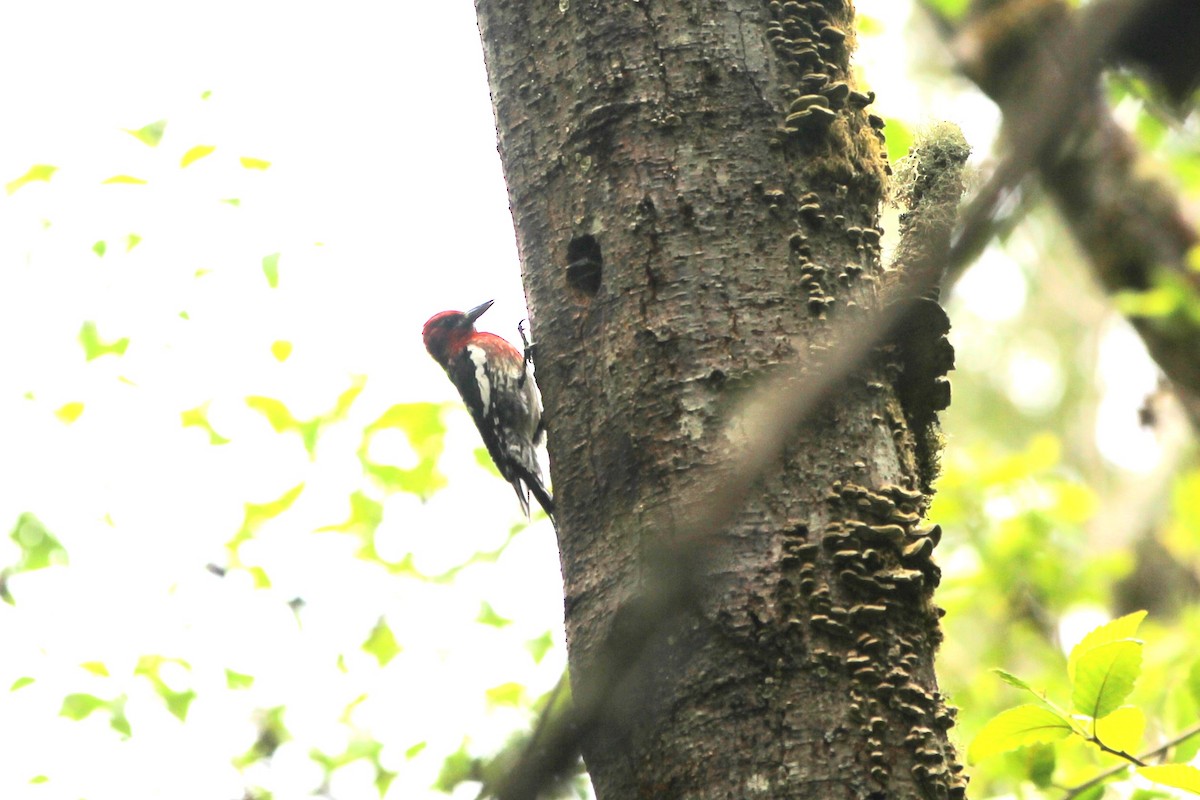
1063;722;1200;799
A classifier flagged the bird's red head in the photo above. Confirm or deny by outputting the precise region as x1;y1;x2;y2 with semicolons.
422;299;494;366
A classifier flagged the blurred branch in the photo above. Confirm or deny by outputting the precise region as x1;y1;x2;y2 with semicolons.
924;0;1200;427
1061;721;1200;799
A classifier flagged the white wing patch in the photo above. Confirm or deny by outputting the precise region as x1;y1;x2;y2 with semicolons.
466;344;491;414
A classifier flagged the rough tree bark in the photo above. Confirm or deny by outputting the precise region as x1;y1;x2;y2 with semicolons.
474;1;965;797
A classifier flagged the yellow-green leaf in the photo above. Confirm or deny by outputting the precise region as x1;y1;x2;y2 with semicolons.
60;693;106;721
1138;764;1200;795
993;668;1034;692
271;340;293;362
80;661;110;677
1093;705;1145;755
93;240;107;258
477;602;513;628
245;395;297;433
316;491;384;562
6;164;57;195
262;252;280;288
1187;244;1200;273
55;402;84;424
1072;640;1143;719
101;175;148;185
363;617;401;666
79;321;129;360
1068;611;1148;682
126;233;142;251
10;677;35;691
485;682;525;708
225;669;254;690
1188;659;1200;708
124;119;167;147
9;513;68;572
968;704;1074;764
525;631;554;664
181;402;230;445
181;144;216;168
240;156;271;170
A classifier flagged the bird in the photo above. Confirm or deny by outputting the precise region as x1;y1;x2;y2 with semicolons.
422;300;554;520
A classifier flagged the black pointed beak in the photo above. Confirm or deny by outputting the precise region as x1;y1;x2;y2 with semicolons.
466;300;495;323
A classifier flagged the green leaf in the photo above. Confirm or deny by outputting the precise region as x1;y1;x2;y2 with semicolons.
6;164;57;195
92;240;107;258
164;689;196;721
80;661;110;677
9;513;68;571
474;446;502;478
363;617;401;666
126;233;142;251
525;631;554;664
10;677;35;691
79;321;130;360
240;156;272;170
405;741;427;759
135;654;192;677
924;0;970;20
124;119;167;146
477;602;513;628
60;693;107;720
968;704;1074;764
101;175;148;185
55;402;84;424
226;484;306;564
1068;611;1148;682
1024;741;1056;788
993;668;1034;692
885;118;914;166
1188;659;1200;708
225;669;255;690
317;491;384;562
856;14;883;36
1138;764;1200;795
220;198;241;207
485;682;525;708
1093;705;1145;755
271;340;292;362
29;776;48;785
262;252;280;288
1072;640;1143;719
181;145;216;167
360;403;449;497
109;697;131;736
135;656;194;721
435;744;477;792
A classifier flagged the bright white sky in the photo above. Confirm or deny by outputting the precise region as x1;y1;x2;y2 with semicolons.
0;1;1163;798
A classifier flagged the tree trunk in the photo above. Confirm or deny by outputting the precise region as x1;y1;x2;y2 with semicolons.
473;1;967;797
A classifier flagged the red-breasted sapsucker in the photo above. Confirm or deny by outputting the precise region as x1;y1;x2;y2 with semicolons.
422;300;554;520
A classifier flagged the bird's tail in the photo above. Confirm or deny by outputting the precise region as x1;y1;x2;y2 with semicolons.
511;464;555;524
